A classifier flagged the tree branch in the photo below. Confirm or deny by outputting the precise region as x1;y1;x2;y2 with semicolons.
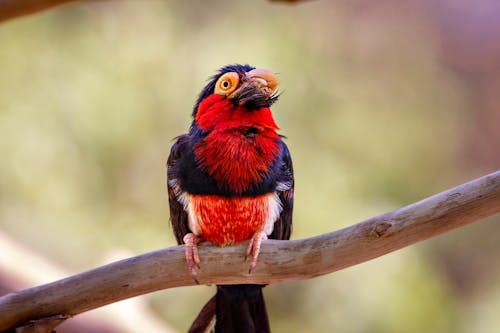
0;0;312;23
0;171;499;331
0;0;79;23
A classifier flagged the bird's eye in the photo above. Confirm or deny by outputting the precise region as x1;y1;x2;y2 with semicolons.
214;72;239;95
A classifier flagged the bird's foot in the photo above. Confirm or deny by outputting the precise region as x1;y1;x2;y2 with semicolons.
183;233;202;284
245;230;268;273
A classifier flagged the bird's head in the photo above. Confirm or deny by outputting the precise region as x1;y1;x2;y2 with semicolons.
191;64;280;133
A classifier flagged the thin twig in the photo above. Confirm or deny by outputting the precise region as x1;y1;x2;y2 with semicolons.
0;171;498;331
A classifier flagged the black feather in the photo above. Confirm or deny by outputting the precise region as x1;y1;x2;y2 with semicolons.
166;135;190;244
215;285;271;333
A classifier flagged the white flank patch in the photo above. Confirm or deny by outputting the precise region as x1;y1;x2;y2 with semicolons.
186;200;201;236
171;180;201;236
263;192;283;235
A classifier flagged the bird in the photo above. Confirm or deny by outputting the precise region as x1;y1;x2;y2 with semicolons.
167;64;294;333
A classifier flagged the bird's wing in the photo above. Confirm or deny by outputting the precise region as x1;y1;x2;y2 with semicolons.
167;135;190;244
270;141;294;241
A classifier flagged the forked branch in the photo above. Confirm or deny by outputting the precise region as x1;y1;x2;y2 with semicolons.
0;171;499;331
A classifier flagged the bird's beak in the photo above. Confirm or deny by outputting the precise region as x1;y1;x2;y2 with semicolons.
246;68;279;96
228;68;280;108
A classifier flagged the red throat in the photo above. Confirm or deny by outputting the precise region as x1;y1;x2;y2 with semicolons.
194;94;280;193
195;94;279;132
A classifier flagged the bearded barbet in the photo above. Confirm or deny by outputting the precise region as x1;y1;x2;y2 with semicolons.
167;64;294;333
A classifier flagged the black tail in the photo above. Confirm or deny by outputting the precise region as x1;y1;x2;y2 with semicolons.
215;285;270;333
188;284;270;333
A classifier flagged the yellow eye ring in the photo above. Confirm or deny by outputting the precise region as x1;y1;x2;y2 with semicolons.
214;72;239;95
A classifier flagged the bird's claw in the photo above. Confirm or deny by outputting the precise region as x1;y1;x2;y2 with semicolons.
245;231;267;273
183;233;201;284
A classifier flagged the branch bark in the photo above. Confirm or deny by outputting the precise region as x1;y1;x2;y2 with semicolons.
0;0;311;23
0;0;79;23
0;171;499;331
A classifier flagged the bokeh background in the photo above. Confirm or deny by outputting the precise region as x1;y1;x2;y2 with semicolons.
1;0;499;332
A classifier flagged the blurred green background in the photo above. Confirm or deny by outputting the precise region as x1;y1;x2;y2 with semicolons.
0;0;499;332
